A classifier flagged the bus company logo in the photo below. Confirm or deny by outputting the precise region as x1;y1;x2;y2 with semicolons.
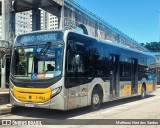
2;120;11;125
82;88;88;92
18;96;26;99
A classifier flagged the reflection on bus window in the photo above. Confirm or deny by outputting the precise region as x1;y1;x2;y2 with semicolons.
13;45;63;79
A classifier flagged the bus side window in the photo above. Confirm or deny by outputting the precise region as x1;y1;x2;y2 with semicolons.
120;56;131;77
67;50;76;73
75;53;84;73
67;51;84;73
67;39;85;77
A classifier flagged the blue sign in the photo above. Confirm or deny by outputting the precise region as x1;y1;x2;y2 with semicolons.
17;32;63;43
31;73;37;80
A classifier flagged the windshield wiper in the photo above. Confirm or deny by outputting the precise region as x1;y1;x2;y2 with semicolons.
38;42;52;57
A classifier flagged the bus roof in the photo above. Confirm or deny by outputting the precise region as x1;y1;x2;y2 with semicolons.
15;29;154;58
64;30;154;58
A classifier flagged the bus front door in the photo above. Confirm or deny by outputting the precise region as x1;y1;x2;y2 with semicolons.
131;58;138;94
110;55;120;98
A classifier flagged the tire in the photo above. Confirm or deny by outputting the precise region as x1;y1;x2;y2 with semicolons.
11;106;22;113
90;87;102;111
141;85;146;99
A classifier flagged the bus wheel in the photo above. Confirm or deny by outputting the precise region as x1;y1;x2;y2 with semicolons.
90;87;102;111
141;85;146;99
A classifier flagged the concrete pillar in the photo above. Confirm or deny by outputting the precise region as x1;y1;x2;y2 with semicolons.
58;1;64;29
1;0;6;89
32;8;41;31
1;51;6;89
10;5;15;40
2;0;6;40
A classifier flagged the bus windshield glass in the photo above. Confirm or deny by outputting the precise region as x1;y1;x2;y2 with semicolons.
12;32;64;79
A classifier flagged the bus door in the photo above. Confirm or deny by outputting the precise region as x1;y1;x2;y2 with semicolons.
66;39;87;109
110;55;120;98
131;58;138;94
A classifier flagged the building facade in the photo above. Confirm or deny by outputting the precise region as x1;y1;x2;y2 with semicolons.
0;10;59;38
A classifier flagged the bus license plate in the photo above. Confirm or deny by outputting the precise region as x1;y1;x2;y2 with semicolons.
25;103;34;107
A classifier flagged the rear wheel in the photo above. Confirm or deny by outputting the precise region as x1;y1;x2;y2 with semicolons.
141;85;146;99
90;87;102;111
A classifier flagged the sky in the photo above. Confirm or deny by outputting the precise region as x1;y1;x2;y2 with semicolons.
75;0;160;43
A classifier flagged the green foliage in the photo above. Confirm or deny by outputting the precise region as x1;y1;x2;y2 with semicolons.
141;42;160;52
19;58;27;75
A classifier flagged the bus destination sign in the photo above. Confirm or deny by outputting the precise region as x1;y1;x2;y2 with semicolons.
17;32;63;43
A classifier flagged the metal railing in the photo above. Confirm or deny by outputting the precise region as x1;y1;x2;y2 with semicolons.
65;0;148;51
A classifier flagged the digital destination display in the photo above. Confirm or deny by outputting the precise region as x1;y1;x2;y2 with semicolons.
17;32;63;43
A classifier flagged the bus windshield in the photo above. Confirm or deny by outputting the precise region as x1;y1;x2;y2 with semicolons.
12;32;64;80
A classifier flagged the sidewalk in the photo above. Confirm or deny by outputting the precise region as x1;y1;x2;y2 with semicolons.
0;88;9;93
0;104;12;115
0;88;11;115
157;85;160;88
0;88;9;105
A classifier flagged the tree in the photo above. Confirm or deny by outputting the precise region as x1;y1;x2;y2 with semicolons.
141;42;160;52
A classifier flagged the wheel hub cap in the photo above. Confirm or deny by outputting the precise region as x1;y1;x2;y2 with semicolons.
93;94;99;105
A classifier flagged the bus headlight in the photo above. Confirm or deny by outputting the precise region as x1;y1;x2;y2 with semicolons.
51;87;62;98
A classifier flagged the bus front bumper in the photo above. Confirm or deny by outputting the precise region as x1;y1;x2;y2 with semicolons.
10;90;67;110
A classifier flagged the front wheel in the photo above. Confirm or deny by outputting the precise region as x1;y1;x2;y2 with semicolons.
141;85;146;99
90;87;102;111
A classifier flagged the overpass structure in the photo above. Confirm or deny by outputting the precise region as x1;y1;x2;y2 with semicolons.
10;0;148;52
0;0;151;88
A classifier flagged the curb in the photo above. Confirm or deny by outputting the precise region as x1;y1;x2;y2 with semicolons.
157;85;160;88
0;104;12;115
0;92;9;105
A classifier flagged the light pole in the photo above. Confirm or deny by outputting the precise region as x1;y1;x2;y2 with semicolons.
156;11;160;42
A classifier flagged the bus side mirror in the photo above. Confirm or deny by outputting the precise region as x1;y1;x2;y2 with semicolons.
2;54;6;68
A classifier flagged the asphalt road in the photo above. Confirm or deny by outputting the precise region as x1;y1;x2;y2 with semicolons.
1;88;160;128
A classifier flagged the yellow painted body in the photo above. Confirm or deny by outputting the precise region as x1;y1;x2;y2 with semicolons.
138;84;142;93
146;83;153;91
12;86;51;103
122;85;131;95
138;83;153;93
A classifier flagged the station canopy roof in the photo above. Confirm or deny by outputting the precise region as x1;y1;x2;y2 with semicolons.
13;0;62;15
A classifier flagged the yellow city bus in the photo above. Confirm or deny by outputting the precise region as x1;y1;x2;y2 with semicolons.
10;30;157;110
